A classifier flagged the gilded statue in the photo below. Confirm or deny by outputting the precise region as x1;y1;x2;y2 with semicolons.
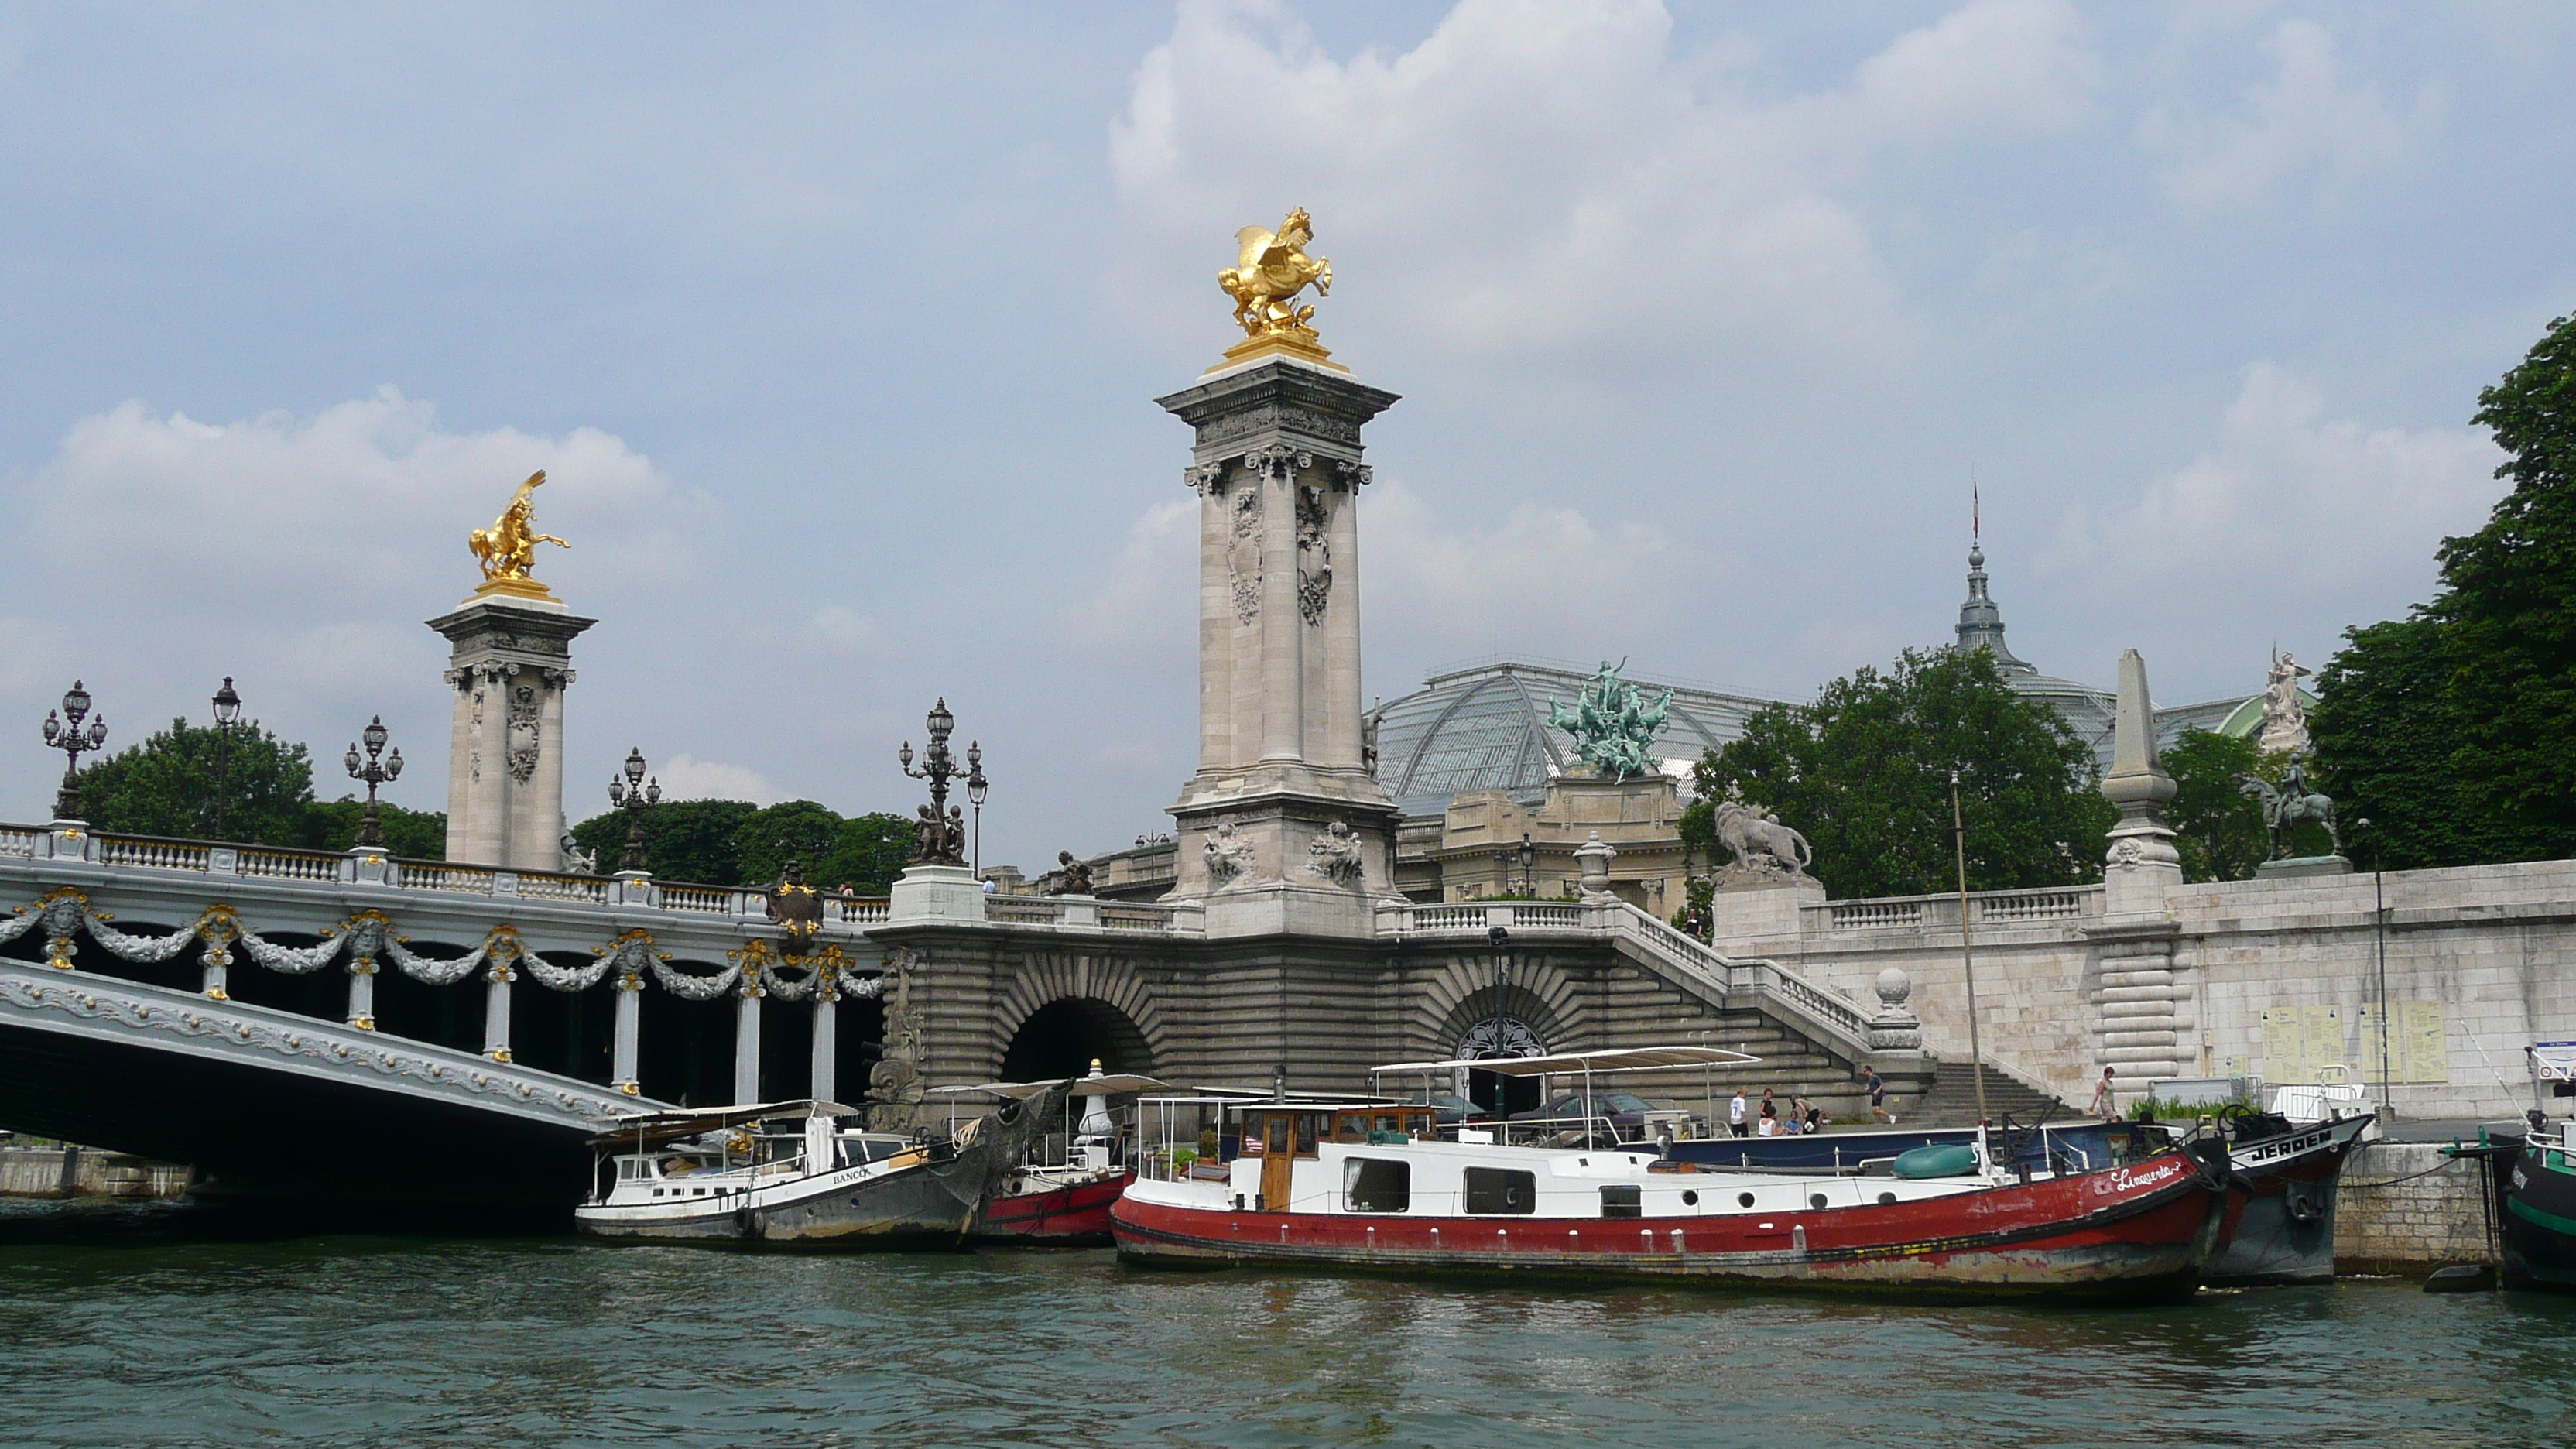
469;471;570;585
1220;207;1332;339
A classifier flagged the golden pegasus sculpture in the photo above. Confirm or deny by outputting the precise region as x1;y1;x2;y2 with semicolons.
468;471;569;590
1219;207;1331;339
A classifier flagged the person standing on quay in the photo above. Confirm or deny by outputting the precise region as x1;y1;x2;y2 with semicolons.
1864;1065;1896;1125
1728;1088;1749;1138
2090;1066;2119;1121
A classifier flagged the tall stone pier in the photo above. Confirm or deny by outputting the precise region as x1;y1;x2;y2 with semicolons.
1158;355;1400;937
430;592;594;870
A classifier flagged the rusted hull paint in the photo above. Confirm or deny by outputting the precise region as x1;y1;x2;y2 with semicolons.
1115;1154;2225;1301
2205;1116;2372;1286
971;1170;1132;1245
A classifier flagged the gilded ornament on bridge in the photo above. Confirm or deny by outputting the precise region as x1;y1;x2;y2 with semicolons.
468;471;570;602
1211;207;1347;373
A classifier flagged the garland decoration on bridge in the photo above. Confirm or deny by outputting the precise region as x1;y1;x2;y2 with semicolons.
84;914;203;964
237;926;345;975
383;933;490;986
649;956;741;1001
519;942;613;992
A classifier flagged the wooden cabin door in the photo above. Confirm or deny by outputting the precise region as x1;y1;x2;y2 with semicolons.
1259;1113;1294;1211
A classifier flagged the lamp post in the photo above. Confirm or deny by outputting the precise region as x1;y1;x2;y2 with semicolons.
1517;831;1537;896
897;697;975;865
1485;923;1511;1119
965;740;988;880
41;681;108;821
344;716;403;848
608;746;661;872
210;677;242;840
2358;817;2391;1120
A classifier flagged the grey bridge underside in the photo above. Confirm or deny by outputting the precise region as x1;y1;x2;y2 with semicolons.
0;961;663;1218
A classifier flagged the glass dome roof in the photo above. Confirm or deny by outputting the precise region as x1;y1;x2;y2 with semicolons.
1373;659;1785;818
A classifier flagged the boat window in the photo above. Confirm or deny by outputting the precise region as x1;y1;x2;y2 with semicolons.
1334;1112;1368;1145
1681;1190;1699;1207
1809;1193;1829;1210
1737;1191;1756;1208
1464;1166;1536;1215
1262;1114;1292;1157
1294;1114;1322;1158
1343;1157;1410;1213
1600;1185;1641;1220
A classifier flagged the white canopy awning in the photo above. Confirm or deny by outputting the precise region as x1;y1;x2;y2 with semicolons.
923;1074;1169;1098
1368;1045;1759;1077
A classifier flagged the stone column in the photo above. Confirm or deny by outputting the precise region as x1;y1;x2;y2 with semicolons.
428;594;594;870
611;973;642;1096
811;988;838;1102
734;982;762;1105
2098;649;2183;917
483;957;515;1063
1158;356;1402;930
345;960;377;1032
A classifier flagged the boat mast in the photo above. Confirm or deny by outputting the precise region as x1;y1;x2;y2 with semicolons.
1951;768;1989;1127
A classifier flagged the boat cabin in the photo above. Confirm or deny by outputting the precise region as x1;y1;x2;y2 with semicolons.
1231;1102;1443;1212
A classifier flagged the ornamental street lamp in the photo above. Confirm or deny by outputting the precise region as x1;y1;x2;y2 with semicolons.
344;716;403;848
965;740;988;879
210;677;242;840
41;680;108;821
1516;831;1537;896
608;746;661;872
897;697;974;865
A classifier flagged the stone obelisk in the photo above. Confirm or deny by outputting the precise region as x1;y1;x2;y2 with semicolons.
430;471;594;871
1161;209;1399;937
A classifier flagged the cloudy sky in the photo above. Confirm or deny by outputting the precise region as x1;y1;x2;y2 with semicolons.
1;2;2567;872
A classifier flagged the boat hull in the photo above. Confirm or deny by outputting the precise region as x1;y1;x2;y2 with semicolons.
971;1170;1132;1245
577;1088;1064;1250
2502;1136;2576;1292
1115;1147;2227;1301
2204;1115;2372;1286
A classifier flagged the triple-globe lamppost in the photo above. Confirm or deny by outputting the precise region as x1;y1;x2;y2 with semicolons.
608;747;662;872
898;697;983;870
41;680;108;820
344;716;403;848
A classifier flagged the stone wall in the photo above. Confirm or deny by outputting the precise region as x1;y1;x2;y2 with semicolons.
2334;1141;2498;1274
0;1146;189;1198
1712;859;2576;1118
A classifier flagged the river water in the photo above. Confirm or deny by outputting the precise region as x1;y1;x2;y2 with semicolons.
2;1201;2568;1448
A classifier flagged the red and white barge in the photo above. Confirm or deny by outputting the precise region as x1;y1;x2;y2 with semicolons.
1113;1049;2232;1301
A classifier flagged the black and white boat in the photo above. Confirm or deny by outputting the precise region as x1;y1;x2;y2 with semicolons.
574;1087;1065;1248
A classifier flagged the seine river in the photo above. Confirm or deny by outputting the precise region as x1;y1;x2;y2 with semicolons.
2;1203;2568;1448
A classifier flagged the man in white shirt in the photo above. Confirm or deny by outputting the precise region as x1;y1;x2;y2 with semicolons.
1728;1089;1749;1139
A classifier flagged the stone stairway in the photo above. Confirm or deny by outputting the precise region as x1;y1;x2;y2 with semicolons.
1901;1060;2075;1128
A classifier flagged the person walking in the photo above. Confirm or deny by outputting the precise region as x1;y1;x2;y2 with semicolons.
1728;1088;1749;1139
2089;1066;2119;1122
1863;1065;1896;1125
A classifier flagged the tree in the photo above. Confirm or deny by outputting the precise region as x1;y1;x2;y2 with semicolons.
77;718;317;844
2440;310;2576;860
2312;310;2576;866
301;797;450;859
568;799;759;883
2311;616;2472;870
1680;647;2114;899
2162;728;2274;882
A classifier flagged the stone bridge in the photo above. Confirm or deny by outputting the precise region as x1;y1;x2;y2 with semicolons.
0;824;1922;1213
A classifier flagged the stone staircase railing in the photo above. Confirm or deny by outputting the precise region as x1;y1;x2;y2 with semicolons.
1375;896;1879;1060
1807;884;2102;935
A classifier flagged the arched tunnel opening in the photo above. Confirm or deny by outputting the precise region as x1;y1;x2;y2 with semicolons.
999;998;1152;1082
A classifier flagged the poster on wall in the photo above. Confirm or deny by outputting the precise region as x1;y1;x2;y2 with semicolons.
2356;999;2451;1084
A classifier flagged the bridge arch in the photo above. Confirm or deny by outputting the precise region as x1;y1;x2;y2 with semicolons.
994;953;1166;1079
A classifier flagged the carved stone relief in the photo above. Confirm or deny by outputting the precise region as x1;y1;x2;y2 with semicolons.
505;682;543;784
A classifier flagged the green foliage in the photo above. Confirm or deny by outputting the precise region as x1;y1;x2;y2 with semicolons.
2314;310;2576;867
301;797;450;859
566;800;913;890
2312;615;2472;869
2162;728;2271;882
77;718;318;844
1680;647;2114;900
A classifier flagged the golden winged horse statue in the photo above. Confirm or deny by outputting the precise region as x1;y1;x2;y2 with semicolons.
1218;207;1332;338
468;471;570;586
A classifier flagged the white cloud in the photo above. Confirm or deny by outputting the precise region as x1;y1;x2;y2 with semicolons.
1361;478;1687;658
808;605;882;656
651;753;783;806
0;391;708;823
1071;497;1198;670
1111;0;2101;372
2141;19;2437;211
2043;363;2503;600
